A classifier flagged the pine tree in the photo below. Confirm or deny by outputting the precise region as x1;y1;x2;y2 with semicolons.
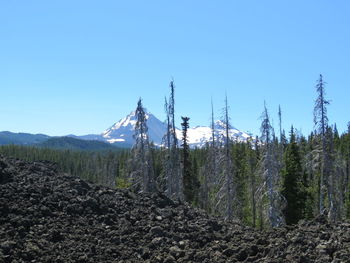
333;137;347;221
282;126;305;225
232;142;251;223
344;127;350;218
181;116;198;203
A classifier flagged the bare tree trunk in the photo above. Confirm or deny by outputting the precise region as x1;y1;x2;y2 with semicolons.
164;80;183;201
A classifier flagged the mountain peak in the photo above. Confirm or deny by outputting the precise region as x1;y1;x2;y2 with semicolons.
101;111;165;145
97;110;251;148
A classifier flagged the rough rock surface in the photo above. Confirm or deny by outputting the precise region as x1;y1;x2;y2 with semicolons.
0;155;349;262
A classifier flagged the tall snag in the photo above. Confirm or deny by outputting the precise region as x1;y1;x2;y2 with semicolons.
163;80;183;200
129;98;156;192
200;99;218;212
313;74;331;215
215;95;235;220
258;102;285;227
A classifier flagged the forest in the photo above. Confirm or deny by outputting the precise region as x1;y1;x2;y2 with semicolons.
1;74;349;229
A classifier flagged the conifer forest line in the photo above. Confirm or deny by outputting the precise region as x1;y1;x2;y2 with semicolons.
1;75;349;229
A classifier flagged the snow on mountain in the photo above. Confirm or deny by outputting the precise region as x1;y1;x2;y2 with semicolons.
72;110;251;148
68;134;104;141
101;111;167;146
176;121;251;148
96;111;252;148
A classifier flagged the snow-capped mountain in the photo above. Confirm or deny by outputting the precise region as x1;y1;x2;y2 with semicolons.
177;121;251;148
76;111;252;148
101;111;167;146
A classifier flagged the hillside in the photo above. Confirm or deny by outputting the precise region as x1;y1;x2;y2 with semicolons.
0;131;49;145
0;155;349;262
37;136;120;151
0;111;252;149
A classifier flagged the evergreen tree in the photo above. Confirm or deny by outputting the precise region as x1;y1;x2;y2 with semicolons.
181;116;198;203
304;132;321;218
325;126;336;221
344;127;350;218
232;142;251;224
333;143;347;220
282;126;305;225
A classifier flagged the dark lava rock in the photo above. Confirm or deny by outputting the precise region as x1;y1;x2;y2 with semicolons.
0;160;11;185
0;154;350;262
149;226;165;237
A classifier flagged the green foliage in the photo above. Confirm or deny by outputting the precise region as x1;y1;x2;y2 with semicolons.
181;116;200;204
0;131;49;145
115;177;132;189
232;142;251;225
38;137;119;151
0;144;127;186
282;127;306;224
1;123;349;225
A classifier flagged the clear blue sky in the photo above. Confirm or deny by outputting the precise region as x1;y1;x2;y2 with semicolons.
1;1;349;136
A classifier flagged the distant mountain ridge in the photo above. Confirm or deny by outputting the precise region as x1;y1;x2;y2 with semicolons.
37;137;120;151
0;131;50;145
83;111;252;148
0;111;252;149
0;132;121;151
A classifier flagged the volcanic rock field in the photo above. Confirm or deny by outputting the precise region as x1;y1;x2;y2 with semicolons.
0;155;350;262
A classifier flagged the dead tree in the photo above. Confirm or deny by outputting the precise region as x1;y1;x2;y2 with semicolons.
129;98;156;192
163;80;183;200
258;102;285;227
215;95;235;221
200;100;218;213
313;74;331;215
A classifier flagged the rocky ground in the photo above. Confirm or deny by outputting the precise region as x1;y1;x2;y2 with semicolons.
0;155;350;263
